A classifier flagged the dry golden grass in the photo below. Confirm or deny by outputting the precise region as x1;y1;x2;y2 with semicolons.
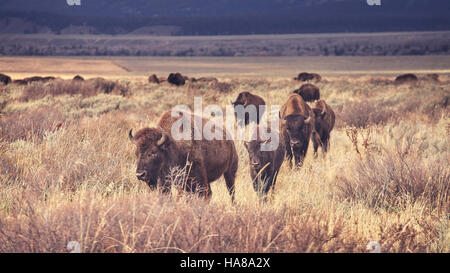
0;74;448;253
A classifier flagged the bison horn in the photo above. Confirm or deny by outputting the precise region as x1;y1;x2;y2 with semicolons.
129;129;135;142
157;131;167;147
304;115;312;124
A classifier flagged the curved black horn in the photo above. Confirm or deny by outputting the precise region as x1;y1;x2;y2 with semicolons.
128;129;134;141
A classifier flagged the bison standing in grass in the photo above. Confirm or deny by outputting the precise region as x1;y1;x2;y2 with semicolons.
232;91;266;126
294;72;322;82
168;73;186;86
0;73;12;85
244;125;286;202
280;94;315;168
129;110;239;202
73;75;84;81
395;73;418;84
293;83;320;102
148;74;160;84
311;100;335;157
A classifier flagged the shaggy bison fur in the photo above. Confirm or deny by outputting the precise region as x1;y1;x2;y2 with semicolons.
129;110;238;201
280;94;316;167
311;100;335;157
232;91;266;126
244;125;286;201
293;83;320;102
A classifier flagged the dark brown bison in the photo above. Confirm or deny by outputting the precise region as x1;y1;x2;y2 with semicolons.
129;110;238;201
280;94;315;167
148;74;160;84
73;75;84;81
23;76;56;84
232;91;266;126
293;83;320;102
0;73;12;85
168;73;186;86
311;100;335;157
294;72;322;82
244;125;286;201
395;74;418;84
12;79;28;85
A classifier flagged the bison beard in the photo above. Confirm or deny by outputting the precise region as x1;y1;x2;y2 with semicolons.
129;111;238;201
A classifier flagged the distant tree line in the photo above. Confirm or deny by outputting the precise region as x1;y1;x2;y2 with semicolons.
0;33;449;56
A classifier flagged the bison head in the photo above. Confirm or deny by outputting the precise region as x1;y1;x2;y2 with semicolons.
129;128;171;190
231;92;250;107
244;139;272;177
283;114;312;148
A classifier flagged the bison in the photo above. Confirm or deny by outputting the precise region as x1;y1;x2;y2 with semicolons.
232;91;266;126
311;100;335;157
12;79;28;85
294;72;322;82
293;83;320;102
0;73;12;85
73;75;84;81
129;110;239;202
280;94;315;167
244;125;286;201
148;74;160;84
23;76;55;84
168;73;186;86
395;74;418;84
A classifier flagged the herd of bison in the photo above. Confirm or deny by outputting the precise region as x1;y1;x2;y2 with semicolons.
0;71;437;202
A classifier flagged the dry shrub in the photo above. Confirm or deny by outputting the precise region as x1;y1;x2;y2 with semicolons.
0;143;22;185
337;144;449;212
0;106;65;142
336;99;396;128
213;82;233;93
0;192;367;253
20;79;130;101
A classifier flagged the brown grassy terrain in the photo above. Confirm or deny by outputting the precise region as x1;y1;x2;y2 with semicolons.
2;56;450;79
0;72;448;253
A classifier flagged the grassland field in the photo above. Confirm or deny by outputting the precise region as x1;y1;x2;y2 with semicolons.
0;56;448;253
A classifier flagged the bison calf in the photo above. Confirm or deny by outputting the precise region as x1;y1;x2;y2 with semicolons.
129;110;238;202
244;126;285;202
293;83;320;102
311;100;335;157
232;91;266;126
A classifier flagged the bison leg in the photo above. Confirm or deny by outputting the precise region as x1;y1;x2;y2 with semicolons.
224;159;238;204
310;130;323;158
187;163;212;200
323;134;330;154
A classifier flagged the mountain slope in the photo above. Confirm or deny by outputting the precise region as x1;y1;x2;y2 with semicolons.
0;0;449;35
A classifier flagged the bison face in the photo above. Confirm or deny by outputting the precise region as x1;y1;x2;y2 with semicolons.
244;140;272;178
283;114;312;148
129;129;170;190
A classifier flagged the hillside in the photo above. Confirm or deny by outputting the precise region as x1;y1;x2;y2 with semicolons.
0;0;449;35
